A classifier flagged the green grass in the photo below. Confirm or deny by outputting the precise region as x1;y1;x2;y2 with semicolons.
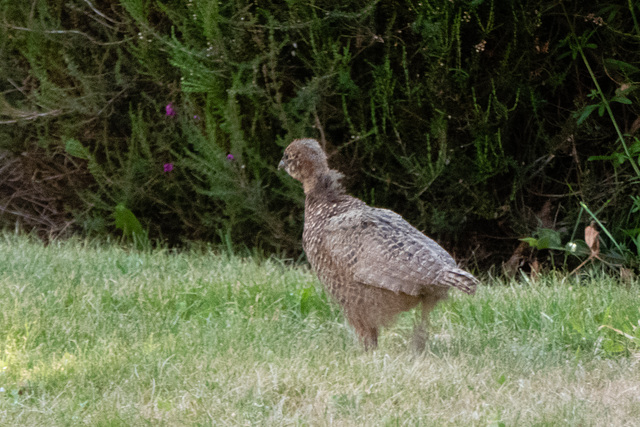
0;234;638;426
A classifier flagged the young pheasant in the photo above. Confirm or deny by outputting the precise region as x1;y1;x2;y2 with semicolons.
278;138;478;350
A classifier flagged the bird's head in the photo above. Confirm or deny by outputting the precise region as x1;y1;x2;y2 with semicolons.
278;138;329;182
279;138;344;195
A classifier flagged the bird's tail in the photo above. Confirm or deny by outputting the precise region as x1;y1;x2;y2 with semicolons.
438;268;478;295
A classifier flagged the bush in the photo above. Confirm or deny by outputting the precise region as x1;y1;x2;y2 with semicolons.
1;0;639;266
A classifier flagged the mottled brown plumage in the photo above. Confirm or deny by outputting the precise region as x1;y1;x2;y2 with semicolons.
279;138;478;350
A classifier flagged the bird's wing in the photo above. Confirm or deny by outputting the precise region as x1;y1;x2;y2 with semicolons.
322;206;469;296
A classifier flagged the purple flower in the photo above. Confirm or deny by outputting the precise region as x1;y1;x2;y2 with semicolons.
165;103;176;117
193;115;200;120
227;154;235;161
163;163;174;173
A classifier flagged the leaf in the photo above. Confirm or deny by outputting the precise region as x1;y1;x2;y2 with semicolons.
602;339;624;354
537;228;563;250
598;104;606;116
496;374;507;385
520;229;562;250
65;138;89;159
520;237;539;248
604;58;640;74
557;51;572;61
588;152;627;164
610;95;633;105
114;203;144;238
299;286;313;316
576;104;598;125
585;223;600;258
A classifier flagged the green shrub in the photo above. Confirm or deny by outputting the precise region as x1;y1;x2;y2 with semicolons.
1;1;639;266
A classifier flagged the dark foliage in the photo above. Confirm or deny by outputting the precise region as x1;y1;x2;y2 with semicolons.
1;0;639;267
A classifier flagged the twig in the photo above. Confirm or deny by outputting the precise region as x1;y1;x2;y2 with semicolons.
313;109;327;150
1;22;132;46
0;206;47;225
0;110;63;124
82;0;125;25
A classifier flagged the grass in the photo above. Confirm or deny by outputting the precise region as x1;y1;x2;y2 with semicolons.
0;234;638;426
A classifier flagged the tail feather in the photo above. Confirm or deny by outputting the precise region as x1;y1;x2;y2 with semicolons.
438;268;478;294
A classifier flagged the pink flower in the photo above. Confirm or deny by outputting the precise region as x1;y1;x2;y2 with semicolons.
227;154;235;161
163;163;174;173
165;103;176;117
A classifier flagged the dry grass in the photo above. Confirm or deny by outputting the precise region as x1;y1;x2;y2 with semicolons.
0;234;638;425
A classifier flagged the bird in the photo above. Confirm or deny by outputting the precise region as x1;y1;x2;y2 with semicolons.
278;138;478;350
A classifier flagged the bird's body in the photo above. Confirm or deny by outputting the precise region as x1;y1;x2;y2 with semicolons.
279;138;478;350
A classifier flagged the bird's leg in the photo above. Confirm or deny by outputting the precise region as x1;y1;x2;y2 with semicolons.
361;327;379;351
412;296;438;353
348;313;379;350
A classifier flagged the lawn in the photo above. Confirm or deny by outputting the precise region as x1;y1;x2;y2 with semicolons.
0;234;638;425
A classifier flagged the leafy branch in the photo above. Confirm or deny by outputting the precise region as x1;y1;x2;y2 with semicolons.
561;4;640;177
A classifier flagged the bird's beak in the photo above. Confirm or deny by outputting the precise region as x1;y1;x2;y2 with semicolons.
278;159;285;170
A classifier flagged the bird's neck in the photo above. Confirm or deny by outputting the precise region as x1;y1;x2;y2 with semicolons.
303;169;345;198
